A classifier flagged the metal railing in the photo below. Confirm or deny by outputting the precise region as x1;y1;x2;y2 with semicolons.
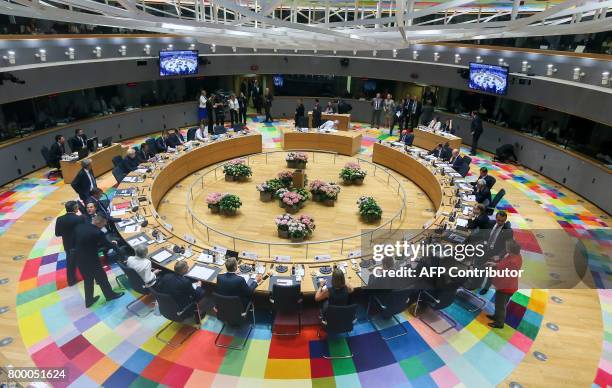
182;150;408;260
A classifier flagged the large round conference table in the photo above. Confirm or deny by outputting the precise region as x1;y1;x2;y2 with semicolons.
112;132;460;294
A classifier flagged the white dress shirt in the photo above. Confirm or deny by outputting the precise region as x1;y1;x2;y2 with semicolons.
195;127;208;141
319;120;337;130
433;121;442;131
126;255;156;284
228;98;239;111
199;95;207;108
85;169;96;191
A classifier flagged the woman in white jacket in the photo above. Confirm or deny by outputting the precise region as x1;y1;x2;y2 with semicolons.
126;245;159;284
228;94;240;127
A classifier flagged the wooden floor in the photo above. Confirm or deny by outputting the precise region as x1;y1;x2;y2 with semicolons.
157;152;432;259
0;130;607;387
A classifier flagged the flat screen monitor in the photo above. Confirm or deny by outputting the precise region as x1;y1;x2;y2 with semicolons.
77;148;89;160
102;136;112;147
468;63;509;95
87;137;98;153
273;75;284;87
159;50;199;77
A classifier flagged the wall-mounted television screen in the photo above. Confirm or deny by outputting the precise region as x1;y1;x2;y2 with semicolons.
273;75;284;87
468;63;509;95
159;50;199;77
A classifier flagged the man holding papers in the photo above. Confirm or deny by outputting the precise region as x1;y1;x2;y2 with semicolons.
216;257;264;308
155;260;206;321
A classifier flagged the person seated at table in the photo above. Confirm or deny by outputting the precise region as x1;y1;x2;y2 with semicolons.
474;179;492;207
315;267;353;313
441;119;454;134
195;121;208;141
319;120;339;131
155;130;174;153
49;135;66;168
449;149;464;171
137;142;154;162
429;143;444;158
126;245;160;284
400;129;415;146
471;167;495;189
69;128;88;152
216;257;264;308
167;128;183;148
155;260;206;322
440;142;452;161
485;239;523;329
428;117;442;130
123;148;140;172
467;204;490;233
323;101;336;114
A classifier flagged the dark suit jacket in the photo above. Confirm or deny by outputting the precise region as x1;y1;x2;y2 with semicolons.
337;101;352;114
485;221;514;257
216;272;256;305
471;116;483;136
403;133;415;146
474;187;492;205
156;272;200;310
124;155;140;172
155;137;168;152
167;134;182;148
69;135;88;152
440;147;452;161
264;94;273;109
137;148;154;163
295;104;305;119
49;142;65;167
71;168;97;200
55;212;85;251
450;155;464;171
73;223;115;276
429;148;443;158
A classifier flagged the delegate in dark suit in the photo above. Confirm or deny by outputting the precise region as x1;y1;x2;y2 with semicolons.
474;186;492;206
54;201;85;286
295;103;305;127
216;272;257;307
155;136;169;153
450;155;464;171
485;220;514;258
73;220;122;306
156;272;205;311
70;162;97;202
440;144;452;161
312;102;322;128
49;141;66;169
470;113;484;155
69;134;88;152
167;133;182;148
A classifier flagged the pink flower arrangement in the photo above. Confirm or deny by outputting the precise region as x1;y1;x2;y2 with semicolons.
297;215;316;232
277;170;294;180
309;179;326;193
281;191;304;206
320;183;341;199
345;162;361;170
206;192;225;205
275;213;294;230
286;152;309;162
227;158;247;166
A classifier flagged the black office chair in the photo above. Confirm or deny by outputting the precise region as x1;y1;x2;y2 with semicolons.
270;283;303;335
112;155;129;174
487;176;496;190
367;288;413;340
116;261;155;317
213;293;255;350
319;304;358;359
213;125;227;135
487;188;506;215
458;156;472;177
40;146;62;178
112;166;127;185
186;127;197;141
146;138;159;154
414;289;458;334
149;287;203;347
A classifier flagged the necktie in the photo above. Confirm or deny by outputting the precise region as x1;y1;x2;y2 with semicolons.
488;224;501;248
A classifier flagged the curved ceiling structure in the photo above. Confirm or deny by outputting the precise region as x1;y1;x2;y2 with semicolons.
1;0;611;50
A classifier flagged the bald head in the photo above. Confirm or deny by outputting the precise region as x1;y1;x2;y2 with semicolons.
127;148;136;158
452;149;460;157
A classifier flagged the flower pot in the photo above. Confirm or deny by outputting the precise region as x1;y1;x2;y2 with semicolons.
342;178;352;185
278;229;289;238
361;213;381;223
225;174;235;182
311;192;321;202
323;198;336;206
221;208;237;216
290;236;305;243
284;205;300;214
296;161;307;169
209;205;220;214
353;178;364;185
260;191;273;202
236;175;249;182
287;160;297;169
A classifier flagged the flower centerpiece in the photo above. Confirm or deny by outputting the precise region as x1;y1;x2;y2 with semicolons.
286;152;309;169
297;215;316;235
309;179;326;202
256;178;284;202
279;191;307;213
339;162;367;185
206;192;224;213
357;196;382;222
319;182;341;206
277;170;294;187
218;194;242;215
274;213;294;238
224;158;252;182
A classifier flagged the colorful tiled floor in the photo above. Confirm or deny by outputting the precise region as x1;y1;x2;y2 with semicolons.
8;119;611;387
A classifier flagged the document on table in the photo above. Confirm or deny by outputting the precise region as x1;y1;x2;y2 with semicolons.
110;210;127;217
241;251;258;260
124;225;140;233
117;219;136;228
197;253;214;263
151;250;172;263
127;235;148;247
463;195;476;202
456;218;469;228
276;278;293;286
186;265;216;281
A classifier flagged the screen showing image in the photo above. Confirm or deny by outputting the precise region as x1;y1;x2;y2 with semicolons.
468;63;509;95
159;50;199;77
273;75;284;87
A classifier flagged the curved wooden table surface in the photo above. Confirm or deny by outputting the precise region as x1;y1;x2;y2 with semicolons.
113;135;458;293
281;128;362;156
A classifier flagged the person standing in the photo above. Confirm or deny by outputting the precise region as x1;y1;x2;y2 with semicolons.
238;92;248;125
390;99;404;136
470;111;484;156
420;99;434;126
55;201;85;286
198;90;208;123
214;95;225;126
264;88;274;122
371;93;383;128
383;94;395;130
251;79;262;113
49;135;66;169
294;98;305;128
74;215;124;307
409;95;421;129
312;99;322;128
486;239;522;328
70;158;97;202
206;93;214;134
228;94;239;127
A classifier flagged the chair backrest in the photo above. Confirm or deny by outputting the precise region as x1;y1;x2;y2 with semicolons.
271;284;302;313
186;127;197;141
487;175;496;190
489;188;506;209
150;287;183;322
458;161;470;177
378;288;414;317
213;126;227;135
146;138;158;154
462;156;472;166
112;166;126;184
431;288;458;310
112;155;127;172
213;293;247;326
323;304;358;334
117;260;150;295
40;146;51;165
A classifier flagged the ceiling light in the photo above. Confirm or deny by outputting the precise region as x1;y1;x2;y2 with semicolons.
189;43;196;50
144;45;151;55
333;50;337;55
353;49;357;56
232;46;237;53
65;47;75;60
546;64;557;76
167;44;173;50
602;71;609;86
253;47;257;53
572;67;584;81
521;61;530;73
294;49;298;53
118;45;127;56
475;55;483;63
313;49;317;54
392;49;397;58
454;53;461;64
211;44;216;53
498;58;508;66
2;50;15;64
273;48;278;53
92;46;102;58
35;49;46;62
412;50;418;60
372;50;377;57
433;52;440;62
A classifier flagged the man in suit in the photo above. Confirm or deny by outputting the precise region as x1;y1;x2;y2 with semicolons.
440;142;452;161
449;149;464;171
471;167;496;189
420;100;434;126
371;93;383;128
123;148;140;172
49;135;66;168
137;143;154;163
429;143;444;158
474;179;492;207
264;88;274;122
166;129;183;148
400;130;415;147
155;260;206;320
478;210;514;294
295;98;305;128
409;96;422;129
74;215;124;307
470;111;484;156
216;257;263;308
312;99;322;128
155;131;171;153
337;98;352;114
467;204;490;236
251;80;262;114
70;158;97;202
55;201;85;286
69;128;88;153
